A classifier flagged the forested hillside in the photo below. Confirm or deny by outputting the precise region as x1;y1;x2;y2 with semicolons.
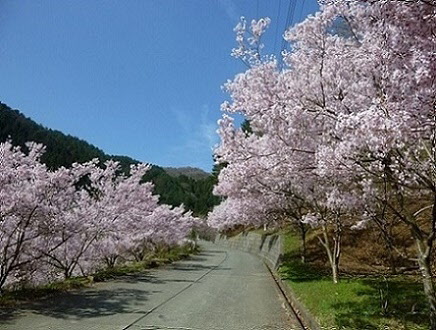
0;102;219;215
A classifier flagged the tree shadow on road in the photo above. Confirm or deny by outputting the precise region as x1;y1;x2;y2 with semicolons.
0;286;152;324
0;306;23;323
0;249;226;325
171;264;215;271
0;274;160;325
31;287;151;318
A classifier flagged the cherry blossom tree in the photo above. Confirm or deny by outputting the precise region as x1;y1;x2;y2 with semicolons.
210;0;436;324
310;1;436;322
89;162;158;269
0;142;92;287
0;140;196;289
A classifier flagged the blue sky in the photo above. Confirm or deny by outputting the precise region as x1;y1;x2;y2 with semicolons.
0;0;319;171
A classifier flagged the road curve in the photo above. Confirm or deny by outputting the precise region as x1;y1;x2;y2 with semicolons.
0;241;303;330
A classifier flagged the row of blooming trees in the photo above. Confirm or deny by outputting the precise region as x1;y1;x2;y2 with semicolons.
0;141;195;291
208;0;436;327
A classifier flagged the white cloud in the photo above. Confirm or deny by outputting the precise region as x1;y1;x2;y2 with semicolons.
168;104;219;170
171;106;191;134
217;0;239;23
199;104;219;149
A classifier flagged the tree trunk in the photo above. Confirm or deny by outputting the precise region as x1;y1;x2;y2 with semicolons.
377;216;397;274
319;224;341;284
64;269;72;279
331;260;339;284
301;233;307;264
417;244;436;330
0;262;10;291
414;192;436;329
299;222;307;263
421;192;436;329
324;242;339;284
105;255;118;268
387;243;397;275
0;273;7;292
332;235;341;284
333;220;342;284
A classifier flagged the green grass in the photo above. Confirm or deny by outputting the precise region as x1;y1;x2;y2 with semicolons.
251;228;280;235
0;276;92;306
280;230;429;330
92;260;152;282
93;244;198;281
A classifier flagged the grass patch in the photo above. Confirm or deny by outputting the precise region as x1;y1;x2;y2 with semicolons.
251;228;280;236
0;276;92;307
92;261;151;282
154;243;197;262
93;244;198;282
280;230;429;330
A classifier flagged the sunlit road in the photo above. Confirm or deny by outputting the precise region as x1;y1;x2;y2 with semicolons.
0;241;302;330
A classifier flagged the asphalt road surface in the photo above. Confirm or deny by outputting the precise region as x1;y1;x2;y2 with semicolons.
0;241;303;330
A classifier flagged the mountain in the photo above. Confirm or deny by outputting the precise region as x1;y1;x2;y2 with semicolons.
0;102;219;216
163;167;210;180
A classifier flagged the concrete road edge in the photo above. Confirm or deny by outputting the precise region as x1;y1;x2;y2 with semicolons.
264;261;321;330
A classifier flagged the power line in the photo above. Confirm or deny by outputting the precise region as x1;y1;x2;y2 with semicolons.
298;0;306;23
281;0;297;54
273;0;282;56
280;0;291;55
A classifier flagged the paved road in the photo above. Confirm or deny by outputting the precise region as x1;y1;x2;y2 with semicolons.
0;241;302;330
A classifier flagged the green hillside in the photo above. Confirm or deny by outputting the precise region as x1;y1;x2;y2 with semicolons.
0;102;219;216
